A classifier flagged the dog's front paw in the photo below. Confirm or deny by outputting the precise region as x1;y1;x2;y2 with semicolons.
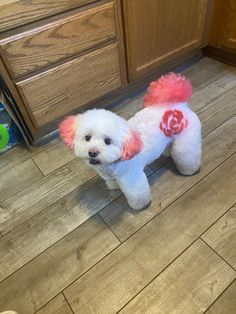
106;180;120;190
128;197;151;211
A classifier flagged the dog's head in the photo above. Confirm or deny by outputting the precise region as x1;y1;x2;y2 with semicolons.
59;109;143;165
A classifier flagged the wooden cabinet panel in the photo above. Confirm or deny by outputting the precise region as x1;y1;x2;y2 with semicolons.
222;4;236;49
206;0;236;65
222;11;236;49
123;0;208;81
209;0;236;50
16;43;121;127
0;3;116;78
0;0;97;32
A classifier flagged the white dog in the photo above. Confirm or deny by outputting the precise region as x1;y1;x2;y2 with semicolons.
60;73;201;210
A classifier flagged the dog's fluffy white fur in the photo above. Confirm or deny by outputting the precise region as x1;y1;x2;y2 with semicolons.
60;73;201;210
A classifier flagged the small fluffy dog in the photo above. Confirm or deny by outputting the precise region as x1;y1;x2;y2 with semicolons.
60;73;201;210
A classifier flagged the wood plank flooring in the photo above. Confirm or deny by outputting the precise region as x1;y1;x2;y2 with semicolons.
0;57;235;314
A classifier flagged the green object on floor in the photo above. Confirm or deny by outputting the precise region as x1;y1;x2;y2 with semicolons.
0;124;9;150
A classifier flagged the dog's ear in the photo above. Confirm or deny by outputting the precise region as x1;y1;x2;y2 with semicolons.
59;115;79;149
121;130;143;160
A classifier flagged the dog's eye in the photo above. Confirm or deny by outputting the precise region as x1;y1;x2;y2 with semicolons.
85;135;91;142
104;137;111;145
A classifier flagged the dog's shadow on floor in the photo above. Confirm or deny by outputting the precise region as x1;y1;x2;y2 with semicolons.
74;175;120;218
75;157;198;231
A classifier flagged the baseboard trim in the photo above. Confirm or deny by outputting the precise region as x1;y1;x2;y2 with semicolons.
203;46;236;66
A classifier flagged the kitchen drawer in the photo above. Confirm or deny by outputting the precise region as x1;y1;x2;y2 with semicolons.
0;2;116;78
0;0;97;33
16;43;121;127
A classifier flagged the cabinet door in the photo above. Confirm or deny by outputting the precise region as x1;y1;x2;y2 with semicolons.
122;0;208;81
220;0;236;50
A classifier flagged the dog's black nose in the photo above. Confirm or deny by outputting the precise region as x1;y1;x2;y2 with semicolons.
88;150;98;158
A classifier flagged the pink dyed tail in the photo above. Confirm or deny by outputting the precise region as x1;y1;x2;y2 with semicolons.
143;73;192;107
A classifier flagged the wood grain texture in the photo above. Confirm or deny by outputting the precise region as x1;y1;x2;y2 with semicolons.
189;68;236;112
0;158;43;202
0;3;116;78
16;43;121;126
0;135;61;176
202;206;236;269
0;154;154;282
36;294;73;314
1;65;232;278
198;85;236;136
113;0;127;86
0;144;32;175
205;280;236;314
0;58;36;134
120;240;236;314
113;58;236;120
100;113;236;241
64;154;236;313
201;0;215;47
203;46;236;67
0;215;120;314
0;58;235;313
122;0;208;80
208;0;227;47
0;158;95;235
209;0;236;49
113;57;236;121
220;0;236;50
0;0;96;32
184;57;233;88
32;141;76;175
0;174;120;282
113;92;144;119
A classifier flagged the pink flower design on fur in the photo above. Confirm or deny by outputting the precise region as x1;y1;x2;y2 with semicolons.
160;109;188;137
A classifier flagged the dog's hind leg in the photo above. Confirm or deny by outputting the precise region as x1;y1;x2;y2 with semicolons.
106;179;120;190
162;144;171;157
171;114;201;175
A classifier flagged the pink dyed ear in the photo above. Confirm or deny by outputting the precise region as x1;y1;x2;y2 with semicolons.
121;130;143;160
59;116;77;149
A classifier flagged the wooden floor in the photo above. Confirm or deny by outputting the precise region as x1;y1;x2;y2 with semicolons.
0;57;236;314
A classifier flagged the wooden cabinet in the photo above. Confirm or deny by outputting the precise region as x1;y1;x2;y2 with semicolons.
0;0;213;144
0;0;97;32
208;0;236;51
17;44;121;127
0;0;125;141
122;0;209;81
0;2;116;78
221;1;236;50
203;0;236;65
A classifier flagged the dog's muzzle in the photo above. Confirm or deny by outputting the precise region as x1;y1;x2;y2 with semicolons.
88;149;100;165
89;158;101;165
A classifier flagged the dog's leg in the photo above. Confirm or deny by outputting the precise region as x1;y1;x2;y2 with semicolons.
117;170;151;210
106;179;120;190
171;117;201;175
162;144;171;157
